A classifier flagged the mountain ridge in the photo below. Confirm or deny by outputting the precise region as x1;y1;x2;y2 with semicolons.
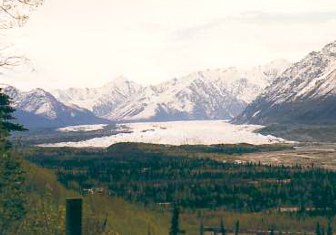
1;84;110;129
52;59;290;122
234;41;336;125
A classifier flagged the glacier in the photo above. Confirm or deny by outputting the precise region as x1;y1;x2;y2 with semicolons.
39;120;288;148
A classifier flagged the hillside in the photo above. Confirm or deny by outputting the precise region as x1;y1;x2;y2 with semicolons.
21;159;170;235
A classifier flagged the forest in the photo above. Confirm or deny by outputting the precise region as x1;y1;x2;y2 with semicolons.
28;143;336;216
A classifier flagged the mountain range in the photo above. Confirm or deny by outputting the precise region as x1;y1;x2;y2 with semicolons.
2;41;336;129
234;41;336;125
52;59;289;122
0;85;109;129
2;59;288;129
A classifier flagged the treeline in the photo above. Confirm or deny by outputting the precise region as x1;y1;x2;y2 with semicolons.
28;143;336;216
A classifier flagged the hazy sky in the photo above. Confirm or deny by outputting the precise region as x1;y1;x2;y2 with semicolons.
2;0;336;90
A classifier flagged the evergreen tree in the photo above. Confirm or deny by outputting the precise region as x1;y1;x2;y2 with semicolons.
316;222;322;235
327;219;333;235
0;89;26;234
0;89;25;149
200;220;204;235
235;220;240;235
169;205;180;235
0;150;26;234
220;218;226;235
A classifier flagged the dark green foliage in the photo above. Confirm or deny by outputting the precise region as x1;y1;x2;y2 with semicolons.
316;222;321;235
169;206;180;235
0;89;25;132
235;220;240;235
327;219;332;235
28;145;336;215
0;89;25;149
0;150;26;234
220;218;226;235
106;142;293;155
0;89;26;234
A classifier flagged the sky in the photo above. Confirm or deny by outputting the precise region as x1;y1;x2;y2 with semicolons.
2;0;336;90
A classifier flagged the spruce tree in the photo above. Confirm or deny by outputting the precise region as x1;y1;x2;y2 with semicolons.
0;88;25;149
235;220;240;235
169;205;180;235
316;222;322;235
0;89;26;234
220;218;226;235
327;219;333;235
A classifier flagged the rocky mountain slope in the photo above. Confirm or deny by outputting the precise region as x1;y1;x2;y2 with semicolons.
1;85;109;128
52;76;143;117
234;41;336;125
53;60;290;122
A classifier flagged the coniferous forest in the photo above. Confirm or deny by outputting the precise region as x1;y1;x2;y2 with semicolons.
28;144;336;215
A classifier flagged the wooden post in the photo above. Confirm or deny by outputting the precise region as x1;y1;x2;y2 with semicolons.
66;198;82;235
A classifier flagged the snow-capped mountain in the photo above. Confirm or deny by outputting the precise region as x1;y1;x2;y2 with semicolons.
52;76;143;117
106;60;289;121
1;85;109;128
52;60;290;122
234;41;336;124
1;59;290;127
106;78;246;121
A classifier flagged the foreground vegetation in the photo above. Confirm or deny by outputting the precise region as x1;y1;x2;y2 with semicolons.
28;143;336;214
0;142;334;234
4;157;336;234
5;159;171;234
22;143;336;234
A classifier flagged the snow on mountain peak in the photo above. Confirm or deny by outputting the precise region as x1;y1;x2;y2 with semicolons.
321;40;336;55
49;60;291;122
103;75;131;87
0;83;9;89
234;41;336;125
52;76;143;117
102;60;290;121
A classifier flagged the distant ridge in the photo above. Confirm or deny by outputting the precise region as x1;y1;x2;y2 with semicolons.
1;85;110;129
52;60;290;122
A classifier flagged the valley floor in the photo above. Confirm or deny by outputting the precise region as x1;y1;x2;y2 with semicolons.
212;143;336;170
25;142;336;234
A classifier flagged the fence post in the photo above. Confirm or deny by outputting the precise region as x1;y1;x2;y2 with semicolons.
66;198;83;235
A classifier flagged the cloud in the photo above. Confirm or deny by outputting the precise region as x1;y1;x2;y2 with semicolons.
237;11;336;24
174;11;336;40
4;0;336;90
